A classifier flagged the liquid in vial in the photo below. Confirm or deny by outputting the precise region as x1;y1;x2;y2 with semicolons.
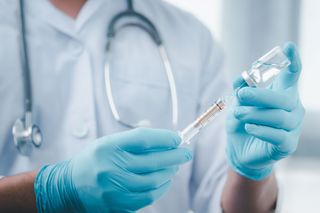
242;46;291;88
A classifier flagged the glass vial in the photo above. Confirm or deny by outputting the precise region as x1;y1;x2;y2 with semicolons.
241;46;291;88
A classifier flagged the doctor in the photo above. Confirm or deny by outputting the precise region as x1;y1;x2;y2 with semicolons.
0;0;304;212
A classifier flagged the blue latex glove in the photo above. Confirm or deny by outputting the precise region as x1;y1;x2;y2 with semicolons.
34;128;193;212
226;42;305;181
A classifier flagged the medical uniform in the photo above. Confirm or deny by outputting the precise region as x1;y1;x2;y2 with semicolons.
0;0;230;212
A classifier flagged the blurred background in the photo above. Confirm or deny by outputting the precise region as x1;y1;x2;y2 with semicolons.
166;0;320;212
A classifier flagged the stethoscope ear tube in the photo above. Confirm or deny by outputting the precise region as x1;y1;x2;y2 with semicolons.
105;22;178;129
107;11;162;45
104;0;179;130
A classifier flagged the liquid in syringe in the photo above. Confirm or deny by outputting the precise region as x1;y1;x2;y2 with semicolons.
179;98;227;144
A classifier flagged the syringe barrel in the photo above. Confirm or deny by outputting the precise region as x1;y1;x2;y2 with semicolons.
179;98;225;144
179;123;200;144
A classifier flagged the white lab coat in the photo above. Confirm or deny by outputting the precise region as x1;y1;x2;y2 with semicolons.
0;0;231;212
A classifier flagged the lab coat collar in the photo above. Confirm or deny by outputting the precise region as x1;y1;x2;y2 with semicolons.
26;0;108;38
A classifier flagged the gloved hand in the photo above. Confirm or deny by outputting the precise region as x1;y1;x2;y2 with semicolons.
226;42;305;181
34;128;193;212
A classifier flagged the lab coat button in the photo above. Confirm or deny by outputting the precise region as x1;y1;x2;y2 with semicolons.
72;121;89;139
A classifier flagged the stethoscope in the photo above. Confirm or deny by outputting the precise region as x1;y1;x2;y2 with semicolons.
12;0;178;156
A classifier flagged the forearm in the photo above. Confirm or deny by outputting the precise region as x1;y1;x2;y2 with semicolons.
221;169;277;213
0;170;38;212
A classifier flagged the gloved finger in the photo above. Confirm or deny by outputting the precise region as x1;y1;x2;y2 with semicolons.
233;76;247;90
273;42;302;90
227;110;243;133
111;128;181;153
126;147;193;173
131;181;172;210
244;123;299;152
234;105;304;131
122;167;178;192
226;95;244;133
237;86;298;111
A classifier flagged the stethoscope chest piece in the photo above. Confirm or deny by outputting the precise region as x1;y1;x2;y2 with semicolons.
12;118;42;156
13;0;43;155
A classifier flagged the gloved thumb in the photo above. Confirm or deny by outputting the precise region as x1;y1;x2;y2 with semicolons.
274;42;302;90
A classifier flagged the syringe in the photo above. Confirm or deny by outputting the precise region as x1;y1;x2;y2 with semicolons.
179;46;291;145
179;98;227;144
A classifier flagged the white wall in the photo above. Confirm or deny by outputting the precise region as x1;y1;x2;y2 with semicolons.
300;1;320;111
